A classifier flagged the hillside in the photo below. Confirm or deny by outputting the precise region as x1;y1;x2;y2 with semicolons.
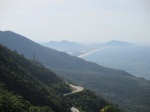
0;44;120;112
0;44;72;112
67;89;120;112
0;31;129;76
0;31;150;112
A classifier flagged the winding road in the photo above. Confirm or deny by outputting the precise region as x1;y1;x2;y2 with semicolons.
64;83;84;96
64;83;84;112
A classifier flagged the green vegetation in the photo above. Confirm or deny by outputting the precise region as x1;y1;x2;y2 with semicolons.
100;105;119;112
0;31;130;74
67;90;121;112
0;44;120;112
55;69;150;112
0;82;54;112
0;44;71;112
1;31;150;112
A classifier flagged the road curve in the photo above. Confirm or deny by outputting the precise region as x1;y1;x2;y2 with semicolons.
64;83;84;112
64;83;84;96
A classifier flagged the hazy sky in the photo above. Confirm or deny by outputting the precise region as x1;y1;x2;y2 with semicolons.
0;0;150;44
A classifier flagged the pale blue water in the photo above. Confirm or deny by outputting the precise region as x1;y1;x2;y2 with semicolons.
83;45;150;80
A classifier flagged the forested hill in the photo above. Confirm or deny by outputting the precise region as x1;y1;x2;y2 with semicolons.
0;44;121;112
0;31;131;76
0;44;72;112
1;31;150;112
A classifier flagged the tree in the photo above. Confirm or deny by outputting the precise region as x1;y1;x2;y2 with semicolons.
100;105;120;112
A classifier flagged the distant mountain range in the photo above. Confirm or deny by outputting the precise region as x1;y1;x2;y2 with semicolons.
42;40;86;56
103;40;134;46
0;31;150;112
42;40;134;56
43;40;85;51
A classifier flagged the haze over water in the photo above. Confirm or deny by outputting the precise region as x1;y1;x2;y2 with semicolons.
82;45;150;80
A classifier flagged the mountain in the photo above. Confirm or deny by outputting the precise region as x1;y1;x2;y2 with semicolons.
0;31;128;75
103;40;134;46
0;44;72;112
0;44;119;112
42;40;133;56
85;40;134;52
43;40;87;56
43;40;84;51
0;31;150;112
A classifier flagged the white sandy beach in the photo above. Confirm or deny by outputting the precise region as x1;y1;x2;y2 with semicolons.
78;48;101;58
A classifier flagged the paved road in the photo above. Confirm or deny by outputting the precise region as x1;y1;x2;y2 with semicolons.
64;83;84;96
70;107;79;112
64;83;84;112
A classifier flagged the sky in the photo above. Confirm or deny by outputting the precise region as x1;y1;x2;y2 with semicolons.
0;0;150;44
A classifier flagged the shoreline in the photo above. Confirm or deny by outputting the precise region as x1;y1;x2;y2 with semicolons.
78;48;101;58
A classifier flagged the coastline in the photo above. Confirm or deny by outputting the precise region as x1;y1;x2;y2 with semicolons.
78;48;101;58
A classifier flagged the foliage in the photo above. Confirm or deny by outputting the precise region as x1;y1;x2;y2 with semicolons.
100;105;120;112
0;44;71;112
0;82;54;112
2;30;149;112
67;90;120;112
54;68;150;112
0;44;120;112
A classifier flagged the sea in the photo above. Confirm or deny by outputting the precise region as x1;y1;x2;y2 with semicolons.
81;45;150;80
